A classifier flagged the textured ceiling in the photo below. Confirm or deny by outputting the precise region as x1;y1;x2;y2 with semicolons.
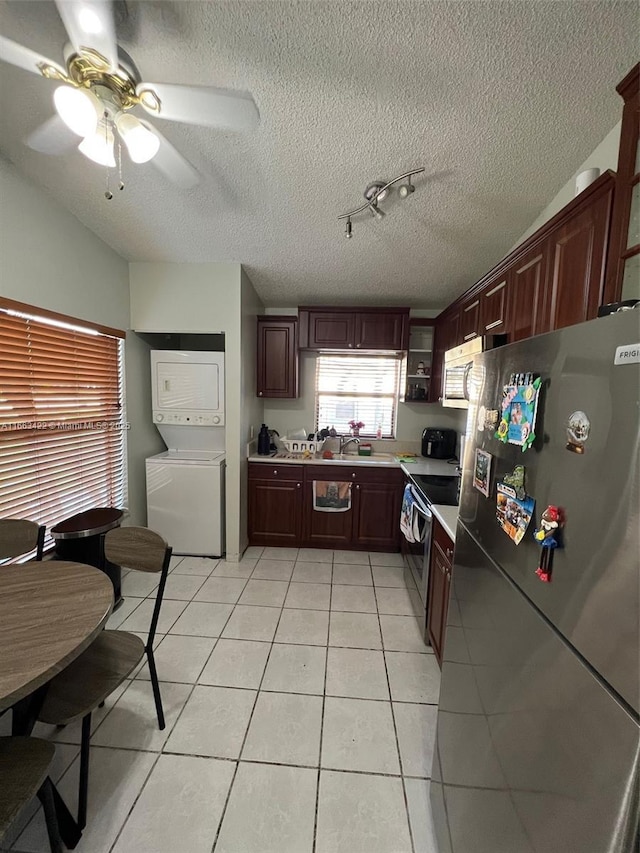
0;1;637;308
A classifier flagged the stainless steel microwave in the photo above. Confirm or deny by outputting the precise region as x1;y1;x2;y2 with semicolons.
441;337;483;408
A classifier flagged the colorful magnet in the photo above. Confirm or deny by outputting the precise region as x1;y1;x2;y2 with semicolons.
495;376;541;451
566;411;590;454
473;449;493;497
533;505;565;582
502;465;526;500
496;481;535;545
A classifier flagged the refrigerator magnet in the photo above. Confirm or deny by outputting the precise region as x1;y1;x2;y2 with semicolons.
495;376;541;451
496;480;535;545
484;409;499;432
533;505;565;582
473;449;492;497
566;411;590;454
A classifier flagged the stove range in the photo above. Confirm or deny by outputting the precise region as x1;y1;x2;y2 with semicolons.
410;473;460;507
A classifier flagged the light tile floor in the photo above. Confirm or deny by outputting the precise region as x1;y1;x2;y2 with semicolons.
8;548;440;853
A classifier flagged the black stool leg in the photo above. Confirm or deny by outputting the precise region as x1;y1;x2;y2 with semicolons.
78;713;92;830
147;648;165;730
37;777;63;853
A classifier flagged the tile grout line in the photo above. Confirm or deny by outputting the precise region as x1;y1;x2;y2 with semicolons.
372;569;417;853
107;557;238;853
311;557;333;853
209;558;298;853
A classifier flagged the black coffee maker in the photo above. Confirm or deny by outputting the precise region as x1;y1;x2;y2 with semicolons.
421;428;457;459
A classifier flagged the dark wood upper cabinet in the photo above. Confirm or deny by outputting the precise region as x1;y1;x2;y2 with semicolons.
458;297;480;342
430;309;460;402
304;311;356;349
257;316;298;398
604;63;640;305
479;276;509;335
298;307;409;351
508;245;549;342
546;184;613;330
355;312;408;350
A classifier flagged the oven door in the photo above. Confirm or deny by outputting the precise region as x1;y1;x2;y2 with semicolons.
402;486;433;609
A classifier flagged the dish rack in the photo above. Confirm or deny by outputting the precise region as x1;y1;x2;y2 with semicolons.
281;439;317;455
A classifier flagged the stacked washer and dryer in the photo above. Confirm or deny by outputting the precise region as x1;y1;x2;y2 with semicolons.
145;351;226;556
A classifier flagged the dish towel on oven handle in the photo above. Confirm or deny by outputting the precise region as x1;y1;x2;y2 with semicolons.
400;484;416;542
313;481;352;512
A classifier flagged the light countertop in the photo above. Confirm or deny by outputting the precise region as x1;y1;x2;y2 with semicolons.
399;458;459;477
248;452;401;468
430;505;459;542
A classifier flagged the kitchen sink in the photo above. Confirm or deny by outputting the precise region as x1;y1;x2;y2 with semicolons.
313;452;397;465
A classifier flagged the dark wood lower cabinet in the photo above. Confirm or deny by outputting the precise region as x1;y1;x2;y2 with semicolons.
352;481;402;550
248;465;303;546
303;465;354;547
248;462;403;551
426;519;454;667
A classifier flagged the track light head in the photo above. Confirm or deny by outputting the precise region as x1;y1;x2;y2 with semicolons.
398;180;415;198
369;204;385;221
345;218;353;238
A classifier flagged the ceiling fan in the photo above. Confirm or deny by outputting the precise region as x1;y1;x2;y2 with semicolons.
0;0;260;193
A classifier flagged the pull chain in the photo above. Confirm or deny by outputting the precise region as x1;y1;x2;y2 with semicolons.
104;112;113;199
118;140;124;191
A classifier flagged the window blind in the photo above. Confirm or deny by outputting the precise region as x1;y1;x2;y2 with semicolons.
315;354;402;438
0;300;126;552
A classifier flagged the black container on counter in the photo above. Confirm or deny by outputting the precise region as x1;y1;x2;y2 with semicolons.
258;424;271;455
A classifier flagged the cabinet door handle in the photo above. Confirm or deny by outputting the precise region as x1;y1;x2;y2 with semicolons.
296;483;301;488
348;343;353;348
351;473;356;479
356;343;361;348
440;563;446;574
463;332;477;341
355;484;360;490
485;319;503;331
273;469;278;475
258;391;263;396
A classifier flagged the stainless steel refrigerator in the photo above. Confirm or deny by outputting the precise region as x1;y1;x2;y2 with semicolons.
430;310;640;853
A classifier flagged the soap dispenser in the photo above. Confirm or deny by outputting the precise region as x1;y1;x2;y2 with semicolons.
257;424;271;456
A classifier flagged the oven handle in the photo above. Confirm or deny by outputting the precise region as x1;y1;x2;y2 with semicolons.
409;484;431;516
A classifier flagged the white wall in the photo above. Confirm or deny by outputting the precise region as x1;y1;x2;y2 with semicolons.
240;270;265;552
129;262;265;560
0;156;158;524
509;122;621;251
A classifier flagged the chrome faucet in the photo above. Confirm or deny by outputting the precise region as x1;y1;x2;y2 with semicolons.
339;435;361;455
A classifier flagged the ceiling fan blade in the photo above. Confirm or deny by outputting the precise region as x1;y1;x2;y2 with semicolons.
140;121;199;189
25;115;79;154
136;82;259;131
0;34;65;76
55;0;118;70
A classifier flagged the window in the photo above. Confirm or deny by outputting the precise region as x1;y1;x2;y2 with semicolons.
0;298;126;551
315;354;402;438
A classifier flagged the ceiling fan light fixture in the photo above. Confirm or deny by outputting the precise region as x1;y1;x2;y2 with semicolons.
78;6;104;35
116;113;160;163
78;122;116;167
53;84;101;137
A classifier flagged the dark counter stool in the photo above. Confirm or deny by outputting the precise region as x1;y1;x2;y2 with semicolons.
51;508;124;606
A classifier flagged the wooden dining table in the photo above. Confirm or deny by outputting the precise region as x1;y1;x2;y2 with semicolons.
0;560;113;848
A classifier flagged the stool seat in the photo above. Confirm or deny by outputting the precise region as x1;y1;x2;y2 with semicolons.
38;631;145;726
0;737;55;838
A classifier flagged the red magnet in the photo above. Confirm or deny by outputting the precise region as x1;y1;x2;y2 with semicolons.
533;505;565;582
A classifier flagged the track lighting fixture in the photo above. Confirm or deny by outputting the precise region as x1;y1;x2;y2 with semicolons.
338;167;424;237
